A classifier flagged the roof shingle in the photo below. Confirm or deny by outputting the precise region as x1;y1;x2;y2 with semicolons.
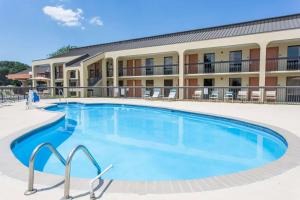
51;13;300;59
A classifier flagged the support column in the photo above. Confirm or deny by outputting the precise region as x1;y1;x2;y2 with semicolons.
63;64;68;98
32;65;36;87
112;57;119;97
259;43;267;102
50;63;55;96
101;59;107;97
80;62;87;97
178;51;185;99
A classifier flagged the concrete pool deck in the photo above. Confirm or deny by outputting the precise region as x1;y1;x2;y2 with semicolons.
0;98;300;200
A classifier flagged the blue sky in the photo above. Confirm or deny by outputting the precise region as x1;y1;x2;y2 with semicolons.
1;0;300;65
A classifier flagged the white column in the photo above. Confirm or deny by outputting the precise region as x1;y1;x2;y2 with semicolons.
178;51;185;99
63;64;68;97
31;65;36;87
79;62;87;97
101;58;108;97
50;63;55;96
259;43;267;102
112;57;119;97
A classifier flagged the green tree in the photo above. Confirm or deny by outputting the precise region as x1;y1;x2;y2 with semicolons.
0;61;30;86
48;45;77;58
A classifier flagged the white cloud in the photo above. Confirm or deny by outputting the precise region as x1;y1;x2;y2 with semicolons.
89;16;103;27
43;6;84;27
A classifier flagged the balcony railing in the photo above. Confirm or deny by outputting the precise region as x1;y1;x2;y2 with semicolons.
119;64;179;77
69;80;80;87
266;57;300;71
185;59;260;74
3;86;299;104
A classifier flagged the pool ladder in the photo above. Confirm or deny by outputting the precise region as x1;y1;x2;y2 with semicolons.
24;143;113;200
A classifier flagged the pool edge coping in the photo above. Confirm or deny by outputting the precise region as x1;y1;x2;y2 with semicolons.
0;100;300;195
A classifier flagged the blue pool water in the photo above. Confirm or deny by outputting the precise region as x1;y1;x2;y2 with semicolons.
11;103;287;181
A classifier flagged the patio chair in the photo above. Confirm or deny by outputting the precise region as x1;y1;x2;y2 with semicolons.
224;91;234;101
266;90;277;102
163;89;177;100
2;90;16;103
209;90;219;101
251;91;261;101
143;89;151;98
192;90;202;100
237;90;248;101
151;88;161;98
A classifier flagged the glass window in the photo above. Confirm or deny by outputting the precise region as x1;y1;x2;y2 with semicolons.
70;71;76;79
164;57;173;75
145;58;154;75
204;53;215;73
229;78;242;99
288;46;300;58
287;46;300;70
118;60;124;76
229;51;242;72
164;79;173;97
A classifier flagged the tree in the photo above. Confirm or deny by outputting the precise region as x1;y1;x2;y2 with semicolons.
48;45;77;58
0;61;30;86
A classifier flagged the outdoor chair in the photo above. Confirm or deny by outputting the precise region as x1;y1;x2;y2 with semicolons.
2;90;16;103
163;89;177;100
266;90;277;102
151;88;161;98
237;90;248;101
143;90;151;98
224;91;234;101
251;91;261;101
209;90;219;101
192;90;202;100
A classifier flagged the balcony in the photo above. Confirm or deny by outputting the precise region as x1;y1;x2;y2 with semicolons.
119;64;179;77
266;57;300;72
185;59;260;74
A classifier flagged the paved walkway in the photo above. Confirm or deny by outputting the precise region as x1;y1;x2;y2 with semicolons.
0;99;300;200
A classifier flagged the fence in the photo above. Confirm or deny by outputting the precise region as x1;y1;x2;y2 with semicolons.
1;86;300;104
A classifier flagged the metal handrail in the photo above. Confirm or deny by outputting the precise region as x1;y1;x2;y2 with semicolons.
89;164;113;200
63;145;101;200
24;143;66;195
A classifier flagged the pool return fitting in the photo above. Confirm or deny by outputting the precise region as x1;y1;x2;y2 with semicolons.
24;143;113;200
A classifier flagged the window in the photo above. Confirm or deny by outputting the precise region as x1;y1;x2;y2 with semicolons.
146;80;154;95
70;71;76;79
229;78;242;99
164;57;173;75
106;61;113;77
204;53;215;73
145;58;154;75
164;79;173;97
118;60;124;76
203;79;214;99
287;46;300;70
229;51;242;72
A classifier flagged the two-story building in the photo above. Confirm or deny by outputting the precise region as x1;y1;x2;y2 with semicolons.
32;13;300;100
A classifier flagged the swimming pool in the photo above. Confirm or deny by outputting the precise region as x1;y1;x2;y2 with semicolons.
11;103;287;181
